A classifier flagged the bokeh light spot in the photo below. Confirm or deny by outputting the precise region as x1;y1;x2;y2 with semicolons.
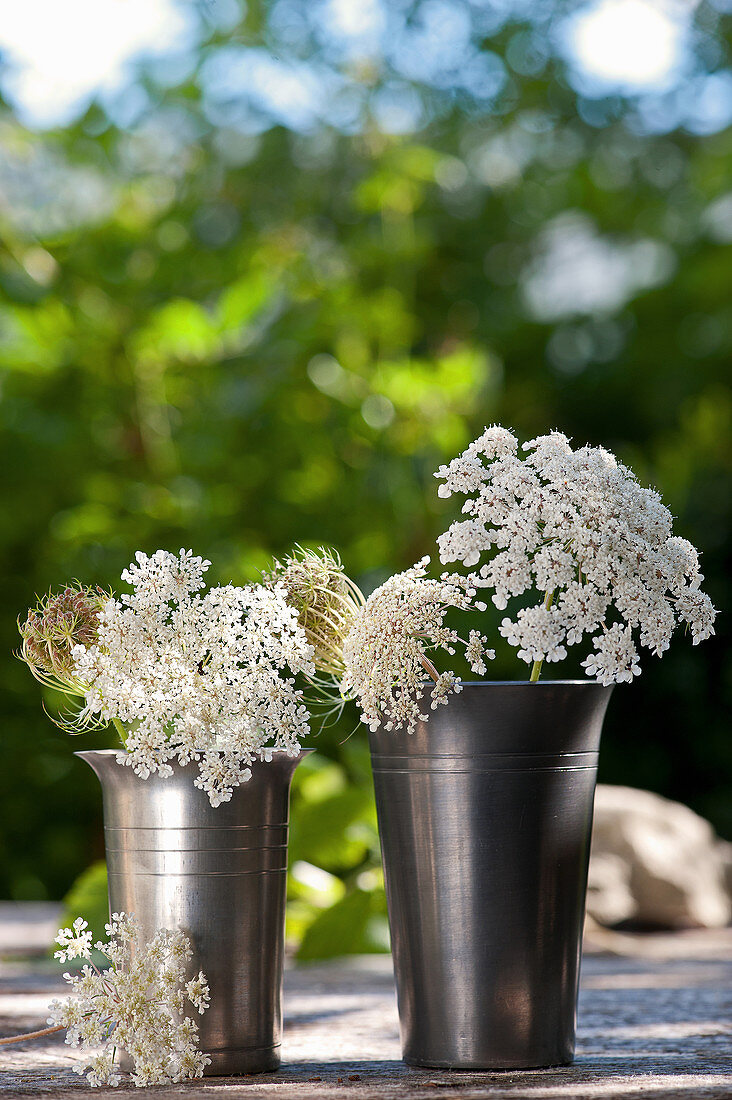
566;0;685;92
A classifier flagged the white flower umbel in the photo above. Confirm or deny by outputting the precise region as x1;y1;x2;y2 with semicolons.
48;914;210;1088
436;427;717;685
72;550;315;806
340;558;494;733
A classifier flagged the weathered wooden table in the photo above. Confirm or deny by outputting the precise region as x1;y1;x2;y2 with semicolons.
1;912;730;1099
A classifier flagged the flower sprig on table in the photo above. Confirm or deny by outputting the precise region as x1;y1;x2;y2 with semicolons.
0;915;209;1088
266;549;493;734
436;426;717;684
19;550;315;806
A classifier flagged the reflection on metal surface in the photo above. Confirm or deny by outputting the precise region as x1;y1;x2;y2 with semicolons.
370;681;613;1070
77;748;310;1075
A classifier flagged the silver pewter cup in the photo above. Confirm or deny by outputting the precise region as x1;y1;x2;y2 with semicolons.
76;748;310;1075
369;681;613;1070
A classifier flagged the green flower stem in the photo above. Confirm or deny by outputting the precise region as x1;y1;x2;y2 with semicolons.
529;589;556;683
111;717;128;748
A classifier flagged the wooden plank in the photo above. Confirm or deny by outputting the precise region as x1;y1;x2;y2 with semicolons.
1;930;731;1097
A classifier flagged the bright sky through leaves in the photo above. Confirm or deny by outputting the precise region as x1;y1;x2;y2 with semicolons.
0;0;694;129
565;0;686;90
0;0;191;128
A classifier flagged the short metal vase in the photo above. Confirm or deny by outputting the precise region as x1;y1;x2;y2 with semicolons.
369;681;613;1070
76;748;310;1075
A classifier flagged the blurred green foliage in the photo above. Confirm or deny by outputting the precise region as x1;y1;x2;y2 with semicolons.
58;860;109;949
1;1;731;957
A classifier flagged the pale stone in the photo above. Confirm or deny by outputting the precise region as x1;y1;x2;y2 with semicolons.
718;839;732;899
586;851;636;926
588;785;731;930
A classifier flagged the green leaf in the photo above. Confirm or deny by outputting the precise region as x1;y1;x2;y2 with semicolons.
57;860;109;950
129;299;219;365
288;784;378;873
296;888;389;961
217;271;275;336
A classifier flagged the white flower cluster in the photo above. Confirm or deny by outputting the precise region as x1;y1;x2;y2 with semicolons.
72;550;315;806
49;914;210;1088
436;427;717;685
341;558;494;733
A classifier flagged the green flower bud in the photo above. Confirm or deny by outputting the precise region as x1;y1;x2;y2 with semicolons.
263;547;365;679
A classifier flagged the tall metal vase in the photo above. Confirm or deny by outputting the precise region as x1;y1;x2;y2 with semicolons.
369;681;613;1070
76;748;309;1075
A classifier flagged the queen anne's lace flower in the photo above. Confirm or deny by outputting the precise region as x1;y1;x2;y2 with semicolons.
55;917;94;964
340;558;494;733
268;548;493;733
581;623;641;684
47;914;210;1088
72;550;315;805
499;606;568;665
436;427;717;685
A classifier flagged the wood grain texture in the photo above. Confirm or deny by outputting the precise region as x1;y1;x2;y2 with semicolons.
1;929;730;1098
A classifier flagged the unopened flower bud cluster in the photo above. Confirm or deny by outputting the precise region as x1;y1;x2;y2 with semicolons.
72;550;315;805
435;426;717;685
263;545;365;679
48;914;210;1088
17;584;106;699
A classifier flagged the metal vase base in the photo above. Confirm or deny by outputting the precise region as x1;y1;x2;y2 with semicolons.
119;1045;280;1077
194;1045;280;1076
369;681;613;1071
77;748;310;1076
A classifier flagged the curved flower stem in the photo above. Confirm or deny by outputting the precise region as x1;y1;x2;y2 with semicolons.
529;589;556;683
419;653;440;683
0;1024;65;1046
111;717;128;747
